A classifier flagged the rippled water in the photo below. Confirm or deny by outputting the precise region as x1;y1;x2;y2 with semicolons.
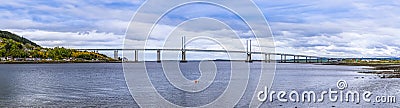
0;63;136;107
0;62;398;107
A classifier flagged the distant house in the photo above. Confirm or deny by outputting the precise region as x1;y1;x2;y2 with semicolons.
361;59;381;62
25;58;38;61
0;57;6;61
14;58;24;61
25;58;34;61
6;56;12;60
63;58;72;61
329;59;339;62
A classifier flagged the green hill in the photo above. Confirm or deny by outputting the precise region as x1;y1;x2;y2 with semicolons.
0;30;40;47
0;30;113;61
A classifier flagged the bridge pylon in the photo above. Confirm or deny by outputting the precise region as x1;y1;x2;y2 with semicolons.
245;40;252;63
180;36;187;63
114;50;118;60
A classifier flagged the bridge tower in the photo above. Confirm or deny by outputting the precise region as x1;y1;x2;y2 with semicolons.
246;40;252;62
134;50;138;62
181;36;187;62
114;50;118;60
157;49;161;63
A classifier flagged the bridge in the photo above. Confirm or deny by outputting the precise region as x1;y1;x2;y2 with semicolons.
75;48;332;63
75;39;335;63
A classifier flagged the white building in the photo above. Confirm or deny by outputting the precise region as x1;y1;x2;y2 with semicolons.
34;58;41;61
6;56;12;60
25;58;35;61
14;58;24;61
361;59;381;62
0;57;6;61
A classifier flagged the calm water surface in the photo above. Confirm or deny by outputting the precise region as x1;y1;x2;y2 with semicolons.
0;62;398;107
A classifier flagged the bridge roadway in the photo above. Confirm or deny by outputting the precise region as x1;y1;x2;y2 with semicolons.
74;48;334;63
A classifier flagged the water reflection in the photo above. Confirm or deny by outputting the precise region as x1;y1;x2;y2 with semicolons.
0;62;398;107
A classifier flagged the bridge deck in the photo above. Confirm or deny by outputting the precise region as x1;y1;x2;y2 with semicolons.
75;48;330;59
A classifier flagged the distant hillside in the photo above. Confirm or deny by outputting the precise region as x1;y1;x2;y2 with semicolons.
0;30;40;47
0;30;113;61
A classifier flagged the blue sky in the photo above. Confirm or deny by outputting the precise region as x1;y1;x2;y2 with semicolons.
1;0;400;59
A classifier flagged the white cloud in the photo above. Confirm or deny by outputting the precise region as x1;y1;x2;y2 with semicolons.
6;29;124;49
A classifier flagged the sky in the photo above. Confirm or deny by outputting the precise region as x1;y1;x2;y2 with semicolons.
1;0;400;60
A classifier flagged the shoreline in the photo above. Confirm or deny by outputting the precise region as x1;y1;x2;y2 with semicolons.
323;62;400;78
321;62;400;66
0;61;123;64
0;60;274;64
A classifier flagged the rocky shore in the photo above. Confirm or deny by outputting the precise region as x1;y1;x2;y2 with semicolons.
325;62;400;78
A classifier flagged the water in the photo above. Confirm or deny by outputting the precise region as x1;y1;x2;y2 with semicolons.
0;62;398;107
263;63;400;107
0;63;135;107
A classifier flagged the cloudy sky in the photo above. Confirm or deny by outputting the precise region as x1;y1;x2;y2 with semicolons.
1;0;400;59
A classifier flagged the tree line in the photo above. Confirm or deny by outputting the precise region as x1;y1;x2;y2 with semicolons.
0;38;112;60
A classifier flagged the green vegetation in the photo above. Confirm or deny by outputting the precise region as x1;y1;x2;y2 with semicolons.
342;59;400;64
0;30;113;61
0;30;40;47
0;38;31;58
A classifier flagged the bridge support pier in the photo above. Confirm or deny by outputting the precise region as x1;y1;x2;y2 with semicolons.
280;55;283;63
134;50;138;62
264;54;268;62
181;51;187;62
297;56;300;63
293;56;295;63
268;54;271;62
265;54;271;62
157;50;161;63
114;50;118;60
305;57;308;63
246;53;252;62
284;55;287;63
